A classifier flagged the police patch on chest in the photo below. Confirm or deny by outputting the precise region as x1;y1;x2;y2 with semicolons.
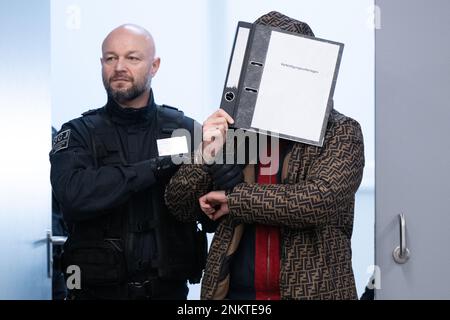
52;129;71;154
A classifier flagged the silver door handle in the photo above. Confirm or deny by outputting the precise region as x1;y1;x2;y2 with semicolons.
46;230;68;278
392;213;410;264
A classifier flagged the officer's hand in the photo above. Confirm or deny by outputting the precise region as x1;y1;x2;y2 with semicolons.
199;191;229;221
149;156;180;180
202;109;234;163
207;163;244;191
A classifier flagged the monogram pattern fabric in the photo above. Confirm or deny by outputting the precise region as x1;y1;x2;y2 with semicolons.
254;11;315;37
165;109;365;299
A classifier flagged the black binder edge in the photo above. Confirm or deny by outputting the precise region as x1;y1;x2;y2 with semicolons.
219;22;253;124
233;23;270;130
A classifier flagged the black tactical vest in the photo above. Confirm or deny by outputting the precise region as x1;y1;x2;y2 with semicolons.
61;105;207;287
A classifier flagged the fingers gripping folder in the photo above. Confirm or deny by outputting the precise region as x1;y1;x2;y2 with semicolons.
220;21;344;147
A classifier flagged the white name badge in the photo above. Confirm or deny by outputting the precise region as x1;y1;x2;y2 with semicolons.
157;136;189;157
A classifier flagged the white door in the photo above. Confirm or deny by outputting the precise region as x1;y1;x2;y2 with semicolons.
0;0;52;299
375;0;450;299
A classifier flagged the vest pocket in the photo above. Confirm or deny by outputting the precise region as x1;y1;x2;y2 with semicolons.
61;238;127;287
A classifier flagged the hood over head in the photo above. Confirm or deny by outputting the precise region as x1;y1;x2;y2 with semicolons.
254;11;315;37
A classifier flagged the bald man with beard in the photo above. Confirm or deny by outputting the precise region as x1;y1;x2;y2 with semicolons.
50;24;208;300
101;25;158;108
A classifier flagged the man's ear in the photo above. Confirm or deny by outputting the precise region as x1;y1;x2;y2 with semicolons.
151;57;161;77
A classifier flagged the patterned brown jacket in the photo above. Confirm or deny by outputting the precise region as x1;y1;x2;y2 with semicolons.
165;109;365;300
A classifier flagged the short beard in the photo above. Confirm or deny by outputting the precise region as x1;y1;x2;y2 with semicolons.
103;75;151;104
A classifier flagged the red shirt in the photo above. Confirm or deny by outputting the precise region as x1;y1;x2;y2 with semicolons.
254;137;282;300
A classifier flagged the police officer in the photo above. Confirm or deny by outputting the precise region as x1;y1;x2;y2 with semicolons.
50;24;208;300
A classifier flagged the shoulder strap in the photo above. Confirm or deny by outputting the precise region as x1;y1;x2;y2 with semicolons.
156;104;185;139
81;107;127;167
79;108;127;239
82;108;99;117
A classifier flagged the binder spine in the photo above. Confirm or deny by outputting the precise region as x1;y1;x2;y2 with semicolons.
220;22;252;122
234;24;271;129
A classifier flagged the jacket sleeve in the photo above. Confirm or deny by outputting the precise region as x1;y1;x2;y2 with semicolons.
165;118;219;232
50;120;157;222
227;118;365;229
164;154;213;223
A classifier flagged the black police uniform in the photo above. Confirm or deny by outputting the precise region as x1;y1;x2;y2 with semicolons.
51;126;69;300
50;91;207;300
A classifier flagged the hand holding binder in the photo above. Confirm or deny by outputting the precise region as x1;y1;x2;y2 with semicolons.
202;109;234;163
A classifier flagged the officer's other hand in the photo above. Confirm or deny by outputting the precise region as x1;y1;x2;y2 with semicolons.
202;109;234;163
150;156;179;180
207;163;244;191
199;191;229;221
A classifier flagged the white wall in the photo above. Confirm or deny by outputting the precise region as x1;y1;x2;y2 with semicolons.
51;0;209;129
0;0;52;299
51;0;374;299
